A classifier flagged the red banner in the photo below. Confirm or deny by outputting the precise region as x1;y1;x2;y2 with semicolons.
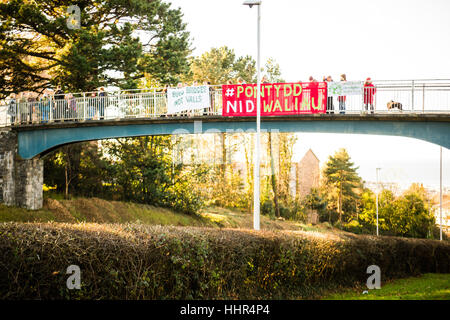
222;82;327;116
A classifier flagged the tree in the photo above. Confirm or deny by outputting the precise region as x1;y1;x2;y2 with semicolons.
323;148;362;223
303;188;328;220
358;185;436;238
187;46;256;85
44;141;107;199
277;133;297;204
264;57;284;83
0;0;191;97
267;132;280;217
102;136;206;214
44;143;82;199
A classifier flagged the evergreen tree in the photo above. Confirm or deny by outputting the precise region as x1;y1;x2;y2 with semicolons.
323;148;362;223
0;0;191;97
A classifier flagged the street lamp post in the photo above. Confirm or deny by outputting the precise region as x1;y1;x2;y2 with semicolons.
440;147;443;241
376;168;381;236
243;0;262;230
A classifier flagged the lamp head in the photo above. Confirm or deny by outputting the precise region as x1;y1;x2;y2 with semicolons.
243;0;261;8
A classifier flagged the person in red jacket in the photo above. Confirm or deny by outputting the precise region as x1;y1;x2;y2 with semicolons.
364;77;376;113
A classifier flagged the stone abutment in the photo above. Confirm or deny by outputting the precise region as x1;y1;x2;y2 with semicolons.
0;130;43;210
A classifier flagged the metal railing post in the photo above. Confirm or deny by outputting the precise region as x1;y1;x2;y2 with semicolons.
422;83;425;112
50;97;53;122
153;88;156;117
83;93;86;121
361;84;364;113
411;80;415;111
118;90;121;119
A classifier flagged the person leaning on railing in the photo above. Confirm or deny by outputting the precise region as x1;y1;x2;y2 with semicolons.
18;93;28;124
68;93;77;120
325;76;334;114
363;77;376;114
338;74;347;114
98;87;107;120
39;93;51;123
54;86;65;121
63;94;71;121
8;93;17;124
203;81;212;116
27;94;37;124
88;92;96;120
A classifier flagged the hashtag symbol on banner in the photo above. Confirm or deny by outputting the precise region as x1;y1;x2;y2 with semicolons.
225;88;235;97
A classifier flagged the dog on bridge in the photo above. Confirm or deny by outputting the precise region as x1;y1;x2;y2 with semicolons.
387;100;403;111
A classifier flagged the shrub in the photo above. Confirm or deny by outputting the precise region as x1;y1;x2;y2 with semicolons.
0;222;449;300
344;220;363;234
261;200;275;217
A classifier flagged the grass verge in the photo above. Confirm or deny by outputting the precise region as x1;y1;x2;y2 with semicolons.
0;197;343;233
323;273;450;300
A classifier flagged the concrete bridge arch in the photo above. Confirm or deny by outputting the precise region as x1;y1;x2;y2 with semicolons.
1;114;449;209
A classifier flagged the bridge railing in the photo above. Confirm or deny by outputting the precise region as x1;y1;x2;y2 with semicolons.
1;80;450;127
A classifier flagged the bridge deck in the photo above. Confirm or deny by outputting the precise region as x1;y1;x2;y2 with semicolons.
11;113;450;131
11;113;450;160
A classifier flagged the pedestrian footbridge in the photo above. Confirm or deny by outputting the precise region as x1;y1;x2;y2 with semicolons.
11;114;450;159
0;79;449;210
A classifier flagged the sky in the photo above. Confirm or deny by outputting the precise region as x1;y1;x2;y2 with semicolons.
169;0;450;82
167;0;450;190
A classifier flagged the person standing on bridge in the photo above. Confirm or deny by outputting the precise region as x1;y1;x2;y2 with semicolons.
326;76;334;114
54;86;65;121
63;93;71;121
203;81;212;116
39;93;51;123
27;94;37;123
88;92;96;120
338;74;347;114
18;93;28;124
98;87;107;120
68;93;77;120
364;77;376;114
8;93;17;125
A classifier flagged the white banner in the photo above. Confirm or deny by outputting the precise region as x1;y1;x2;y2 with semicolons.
327;81;363;97
167;85;211;113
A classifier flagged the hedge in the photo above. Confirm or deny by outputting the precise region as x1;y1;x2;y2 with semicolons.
0;222;449;299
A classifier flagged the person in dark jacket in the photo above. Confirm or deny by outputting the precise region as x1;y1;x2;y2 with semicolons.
98;87;107;120
54;86;65;121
